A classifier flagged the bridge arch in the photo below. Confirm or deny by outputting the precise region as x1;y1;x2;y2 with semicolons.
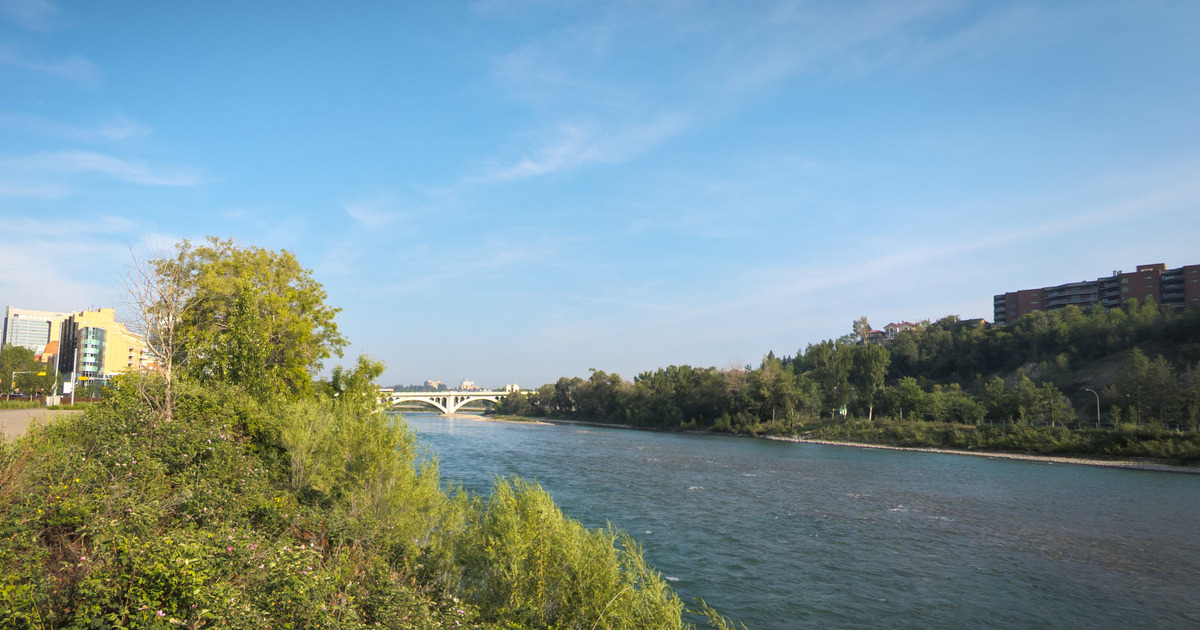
382;390;523;415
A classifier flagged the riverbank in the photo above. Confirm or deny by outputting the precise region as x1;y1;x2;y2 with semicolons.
474;413;1200;475
770;436;1200;474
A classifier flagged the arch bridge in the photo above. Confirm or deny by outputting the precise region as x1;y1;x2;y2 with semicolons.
381;389;525;415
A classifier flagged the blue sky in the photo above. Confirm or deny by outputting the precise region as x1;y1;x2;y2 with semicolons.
2;1;1199;388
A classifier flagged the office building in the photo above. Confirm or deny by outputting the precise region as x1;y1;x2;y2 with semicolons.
2;307;71;355
56;308;149;380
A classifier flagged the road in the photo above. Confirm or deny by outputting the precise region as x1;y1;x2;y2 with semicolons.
0;408;80;441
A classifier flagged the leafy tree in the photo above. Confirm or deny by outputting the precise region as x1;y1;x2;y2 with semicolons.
320;353;386;412
893;376;927;421
849;344;889;421
750;354;799;428
852;316;872;344
170;237;347;399
800;340;850;414
1;344;59;398
1116;348;1152;425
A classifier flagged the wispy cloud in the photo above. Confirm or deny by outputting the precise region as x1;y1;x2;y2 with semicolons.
341;194;402;228
0;182;68;199
479;113;691;182
0;112;152;143
5;214;136;236
0;0;58;31
0;43;99;85
473;1;1073;184
1;150;202;186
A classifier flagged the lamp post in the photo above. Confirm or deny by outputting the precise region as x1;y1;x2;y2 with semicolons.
1084;388;1101;429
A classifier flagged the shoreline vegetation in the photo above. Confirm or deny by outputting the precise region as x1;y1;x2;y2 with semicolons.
1;240;742;629
457;412;1200;474
492;303;1200;468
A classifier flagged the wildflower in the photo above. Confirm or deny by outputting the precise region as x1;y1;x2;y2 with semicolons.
157;610;165;618
227;547;233;552
80;556;88;562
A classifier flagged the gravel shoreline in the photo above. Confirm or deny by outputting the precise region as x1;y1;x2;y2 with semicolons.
770;436;1200;474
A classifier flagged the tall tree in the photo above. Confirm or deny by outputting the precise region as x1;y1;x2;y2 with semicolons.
125;244;197;419
801;340;851;414
170;237;347;399
849;344;890;421
852;316;872;345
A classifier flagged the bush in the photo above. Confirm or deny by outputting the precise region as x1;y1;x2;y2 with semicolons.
440;477;686;630
0;374;713;629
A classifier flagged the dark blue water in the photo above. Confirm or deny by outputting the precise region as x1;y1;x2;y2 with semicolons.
404;413;1200;629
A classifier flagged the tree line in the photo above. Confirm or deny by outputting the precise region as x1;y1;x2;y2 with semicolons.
498;300;1200;434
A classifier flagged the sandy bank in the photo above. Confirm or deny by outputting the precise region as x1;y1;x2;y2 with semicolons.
770;436;1200;474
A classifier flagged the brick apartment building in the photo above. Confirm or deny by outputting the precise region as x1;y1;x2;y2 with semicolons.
994;263;1200;325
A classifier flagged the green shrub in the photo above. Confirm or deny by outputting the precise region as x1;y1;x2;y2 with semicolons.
442;477;686;630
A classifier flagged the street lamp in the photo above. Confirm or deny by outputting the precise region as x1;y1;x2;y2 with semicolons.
1084;388;1101;429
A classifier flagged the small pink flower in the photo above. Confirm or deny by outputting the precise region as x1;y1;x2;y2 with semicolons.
157;610;165;618
226;547;233;552
79;556;88;562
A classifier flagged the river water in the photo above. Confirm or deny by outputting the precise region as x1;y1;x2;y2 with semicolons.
403;413;1200;629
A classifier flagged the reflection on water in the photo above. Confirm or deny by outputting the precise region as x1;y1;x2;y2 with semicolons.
405;414;1200;629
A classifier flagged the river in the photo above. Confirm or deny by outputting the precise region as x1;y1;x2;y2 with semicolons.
402;413;1200;629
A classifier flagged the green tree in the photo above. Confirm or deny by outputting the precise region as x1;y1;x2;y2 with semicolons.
170;237;347;399
850;344;890;421
750;354;799;428
852;316;872;345
1;344;59;398
801;340;850;414
893;376;927;420
320;353;386;412
1116;348;1152;425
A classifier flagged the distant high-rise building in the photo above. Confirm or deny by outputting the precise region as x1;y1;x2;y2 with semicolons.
994;263;1200;325
2;307;71;355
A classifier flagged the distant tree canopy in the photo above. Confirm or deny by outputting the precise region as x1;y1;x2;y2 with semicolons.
500;301;1200;433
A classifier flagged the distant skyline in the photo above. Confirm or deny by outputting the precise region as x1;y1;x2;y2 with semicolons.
3;1;1199;388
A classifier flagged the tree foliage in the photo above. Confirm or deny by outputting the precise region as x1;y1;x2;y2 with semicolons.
170;237;347;399
503;303;1200;449
1;344;59;398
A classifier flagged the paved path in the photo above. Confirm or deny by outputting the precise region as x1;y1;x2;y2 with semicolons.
0;408;80;441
